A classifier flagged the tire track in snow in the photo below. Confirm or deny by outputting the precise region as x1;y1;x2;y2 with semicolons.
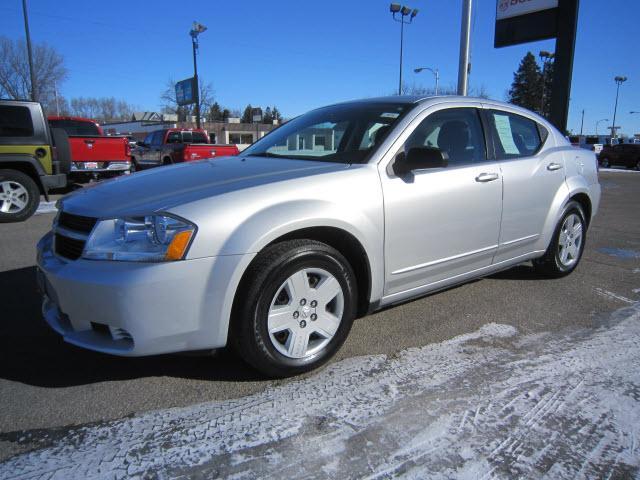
1;306;640;479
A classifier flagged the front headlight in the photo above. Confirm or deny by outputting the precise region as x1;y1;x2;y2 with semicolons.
83;214;196;262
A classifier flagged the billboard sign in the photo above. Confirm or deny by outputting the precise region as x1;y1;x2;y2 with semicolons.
497;0;558;20
175;77;196;106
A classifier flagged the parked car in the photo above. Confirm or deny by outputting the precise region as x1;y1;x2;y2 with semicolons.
598;143;640;170
130;128;239;170
47;116;131;181
37;96;600;377
0;100;70;222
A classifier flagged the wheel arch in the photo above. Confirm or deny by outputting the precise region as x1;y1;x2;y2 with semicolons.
0;157;46;196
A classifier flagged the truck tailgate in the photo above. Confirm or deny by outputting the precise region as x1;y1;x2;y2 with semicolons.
68;136;129;162
182;144;240;162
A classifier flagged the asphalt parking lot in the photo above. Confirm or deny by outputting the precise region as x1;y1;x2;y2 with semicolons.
0;170;639;465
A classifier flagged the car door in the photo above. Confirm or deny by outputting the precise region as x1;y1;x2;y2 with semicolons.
484;108;567;263
138;132;154;165
379;105;503;299
149;130;165;165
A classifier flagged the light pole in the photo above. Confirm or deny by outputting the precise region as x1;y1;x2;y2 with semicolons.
611;76;627;138
595;118;608;136
21;0;37;101
390;4;418;96
414;67;439;95
539;50;554;116
457;0;472;96
189;21;207;129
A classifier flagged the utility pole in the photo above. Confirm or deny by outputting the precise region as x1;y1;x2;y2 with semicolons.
579;109;584;136
457;0;472;95
21;0;37;102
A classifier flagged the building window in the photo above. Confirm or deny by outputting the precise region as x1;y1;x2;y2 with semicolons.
314;135;326;148
229;133;255;144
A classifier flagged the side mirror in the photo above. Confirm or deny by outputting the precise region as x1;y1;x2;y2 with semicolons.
393;147;448;176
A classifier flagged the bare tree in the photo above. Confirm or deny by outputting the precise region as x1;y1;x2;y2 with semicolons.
160;78;214;122
401;82;490;99
0;36;67;112
64;96;137;122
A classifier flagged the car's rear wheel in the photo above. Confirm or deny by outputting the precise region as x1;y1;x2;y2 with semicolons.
533;201;586;278
635;158;640;171
231;239;357;377
0;170;40;223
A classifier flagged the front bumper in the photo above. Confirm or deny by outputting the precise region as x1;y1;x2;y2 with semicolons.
37;232;251;356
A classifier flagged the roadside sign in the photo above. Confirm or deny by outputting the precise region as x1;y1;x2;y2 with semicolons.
496;0;558;20
176;77;196;106
495;0;559;48
252;107;263;123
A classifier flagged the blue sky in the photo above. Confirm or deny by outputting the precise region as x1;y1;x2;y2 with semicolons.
2;0;639;135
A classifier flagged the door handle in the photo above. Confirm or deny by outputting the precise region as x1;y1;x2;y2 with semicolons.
475;172;499;183
547;162;563;171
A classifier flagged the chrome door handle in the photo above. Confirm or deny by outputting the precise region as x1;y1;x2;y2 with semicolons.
475;172;499;182
547;162;563;171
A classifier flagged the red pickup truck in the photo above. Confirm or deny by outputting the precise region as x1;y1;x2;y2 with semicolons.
47;116;131;181
131;128;239;169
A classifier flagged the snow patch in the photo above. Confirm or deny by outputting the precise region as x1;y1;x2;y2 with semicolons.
2;305;640;479
597;247;640;259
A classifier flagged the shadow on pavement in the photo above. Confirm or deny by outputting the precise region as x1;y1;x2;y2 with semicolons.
0;266;262;388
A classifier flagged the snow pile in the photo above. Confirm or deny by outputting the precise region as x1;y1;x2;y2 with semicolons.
2;305;640;479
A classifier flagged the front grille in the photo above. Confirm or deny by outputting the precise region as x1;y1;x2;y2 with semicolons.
58;212;97;234
54;233;85;260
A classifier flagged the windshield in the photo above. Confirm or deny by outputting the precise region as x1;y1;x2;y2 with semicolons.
242;102;411;163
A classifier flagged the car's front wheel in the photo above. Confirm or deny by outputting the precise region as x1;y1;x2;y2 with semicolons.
599;156;610;168
533;201;586;277
231;240;357;377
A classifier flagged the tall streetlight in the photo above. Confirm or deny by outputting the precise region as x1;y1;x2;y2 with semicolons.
390;4;418;96
595;118;608;136
189;21;207;129
610;76;627;138
457;0;472;96
414;67;439;95
21;0;37;101
539;51;554;116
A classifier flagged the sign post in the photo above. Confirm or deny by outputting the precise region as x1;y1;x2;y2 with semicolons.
495;0;580;133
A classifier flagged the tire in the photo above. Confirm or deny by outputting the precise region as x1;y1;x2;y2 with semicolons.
0;169;40;223
130;157;139;173
599;157;610;168
533;201;586;278
162;157;172;166
636;159;640;171
231;239;357;378
50;128;72;174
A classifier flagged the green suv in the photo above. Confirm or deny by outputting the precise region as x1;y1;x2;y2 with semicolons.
0;100;70;222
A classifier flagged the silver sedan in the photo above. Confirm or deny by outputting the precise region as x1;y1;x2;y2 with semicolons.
37;96;600;377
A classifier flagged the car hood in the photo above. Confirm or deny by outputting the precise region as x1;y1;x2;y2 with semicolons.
60;156;350;218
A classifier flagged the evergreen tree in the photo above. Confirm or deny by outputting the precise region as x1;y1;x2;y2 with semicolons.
271;106;282;122
208;102;223;122
263;106;273;124
508;52;543;114
241;104;253;123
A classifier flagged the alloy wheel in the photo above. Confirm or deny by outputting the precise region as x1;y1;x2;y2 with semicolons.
0;180;29;214
267;267;344;359
557;213;583;268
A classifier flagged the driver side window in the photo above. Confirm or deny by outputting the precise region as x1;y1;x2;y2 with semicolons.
401;108;487;166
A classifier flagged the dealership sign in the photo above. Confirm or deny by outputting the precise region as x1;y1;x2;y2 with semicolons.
494;0;560;48
497;0;558;20
175;77;196;106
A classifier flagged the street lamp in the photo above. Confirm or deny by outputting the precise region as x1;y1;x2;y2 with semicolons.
390;4;418;95
414;67;439;95
595;118;608;136
189;21;207;129
539;51;555;115
611;75;627;138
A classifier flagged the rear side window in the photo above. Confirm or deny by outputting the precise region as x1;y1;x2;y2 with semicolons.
167;131;182;143
0;106;34;137
488;110;542;159
48;119;99;136
192;132;208;143
151;131;164;145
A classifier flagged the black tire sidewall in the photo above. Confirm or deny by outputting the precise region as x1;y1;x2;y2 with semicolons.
0;170;40;223
551;203;586;274
600;157;609;168
239;242;357;376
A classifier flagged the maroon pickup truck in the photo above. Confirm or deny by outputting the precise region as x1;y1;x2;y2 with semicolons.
47;116;131;181
131;128;239;170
